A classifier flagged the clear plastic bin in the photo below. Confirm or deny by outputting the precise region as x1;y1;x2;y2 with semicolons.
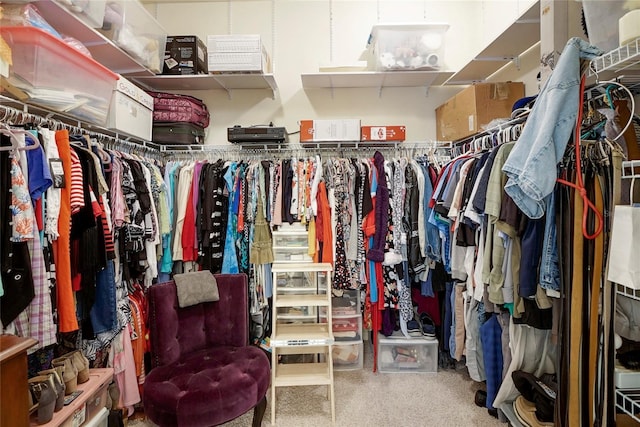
100;0;167;73
581;0;640;52
332;341;363;370
0;26;117;125
367;23;449;71
377;334;438;374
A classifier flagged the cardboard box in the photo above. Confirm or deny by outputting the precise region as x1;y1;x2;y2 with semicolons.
106;76;153;140
435;82;524;141
300;119;361;142
163;35;208;75
361;126;406;142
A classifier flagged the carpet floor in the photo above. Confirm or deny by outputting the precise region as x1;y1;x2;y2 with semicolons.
130;341;503;427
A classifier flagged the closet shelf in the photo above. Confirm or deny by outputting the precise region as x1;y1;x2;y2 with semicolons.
31;0;155;76
444;0;540;85
616;388;640;423
131;74;278;99
590;38;640;78
300;70;453;95
616;284;640;302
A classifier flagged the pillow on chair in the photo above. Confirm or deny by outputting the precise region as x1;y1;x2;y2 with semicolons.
174;270;219;308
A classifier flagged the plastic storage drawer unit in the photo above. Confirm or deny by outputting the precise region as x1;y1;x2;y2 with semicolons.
377;334;438;374
332;341;364;371
0;26;118;125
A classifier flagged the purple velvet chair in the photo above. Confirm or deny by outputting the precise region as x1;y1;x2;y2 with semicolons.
144;274;270;427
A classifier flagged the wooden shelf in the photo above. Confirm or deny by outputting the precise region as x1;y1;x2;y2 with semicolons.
272;323;332;342
301;70;453;95
131;74;278;98
445;0;540;85
32;0;154;76
274;294;330;308
272;262;333;273
272;362;332;387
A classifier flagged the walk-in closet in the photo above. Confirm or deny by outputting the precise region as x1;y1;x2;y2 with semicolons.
1;1;639;426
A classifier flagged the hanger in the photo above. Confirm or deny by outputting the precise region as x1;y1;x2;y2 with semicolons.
0;124;41;152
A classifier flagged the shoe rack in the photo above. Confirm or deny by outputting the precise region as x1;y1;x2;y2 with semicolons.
29;368;113;427
270;262;335;424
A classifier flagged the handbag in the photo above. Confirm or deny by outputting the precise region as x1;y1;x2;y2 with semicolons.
607;177;640;289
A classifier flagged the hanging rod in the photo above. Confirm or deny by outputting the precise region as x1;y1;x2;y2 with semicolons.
0;95;162;152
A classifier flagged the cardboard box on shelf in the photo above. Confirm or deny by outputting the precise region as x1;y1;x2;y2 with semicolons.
361;125;406;141
163;35;208;75
435;82;524;141
300;119;361;142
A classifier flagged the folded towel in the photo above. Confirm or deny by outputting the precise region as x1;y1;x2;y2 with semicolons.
174;270;219;308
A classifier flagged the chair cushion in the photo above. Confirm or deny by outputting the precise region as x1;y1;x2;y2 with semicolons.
143;346;270;427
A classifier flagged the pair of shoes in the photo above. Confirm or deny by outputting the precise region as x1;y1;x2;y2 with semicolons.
419;313;436;339
514;395;554;426
52;350;90;395
37;367;66;411
512;370;556;423
474;390;487;408
407;318;422;337
28;376;58;424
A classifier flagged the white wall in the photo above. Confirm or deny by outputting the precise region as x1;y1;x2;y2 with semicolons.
144;0;546;145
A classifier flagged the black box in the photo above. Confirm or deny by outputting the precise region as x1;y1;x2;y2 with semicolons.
163;35;208;75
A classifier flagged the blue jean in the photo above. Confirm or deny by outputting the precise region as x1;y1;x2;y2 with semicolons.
420;163;442;262
90;260;117;334
540;191;560;291
502;38;603;219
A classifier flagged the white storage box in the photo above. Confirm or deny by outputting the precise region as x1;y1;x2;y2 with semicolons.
107;76;153;140
377;334;438;374
367;23;449;71
100;0;168;73
207;34;263;53
615;363;640;389
208;49;271;73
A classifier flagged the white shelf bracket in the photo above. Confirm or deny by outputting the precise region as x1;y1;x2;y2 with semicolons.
512;55;521;71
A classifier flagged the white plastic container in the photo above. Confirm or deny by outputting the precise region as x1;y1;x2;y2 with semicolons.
367;23;449;71
581;0;640;52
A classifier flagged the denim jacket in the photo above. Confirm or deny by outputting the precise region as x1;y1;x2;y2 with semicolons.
502;38;603;219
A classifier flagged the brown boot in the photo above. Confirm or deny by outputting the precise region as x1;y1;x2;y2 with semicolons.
38;367;66;411
28;375;57;424
52;356;77;395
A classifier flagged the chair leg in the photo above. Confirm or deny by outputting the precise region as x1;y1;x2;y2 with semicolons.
252;395;267;427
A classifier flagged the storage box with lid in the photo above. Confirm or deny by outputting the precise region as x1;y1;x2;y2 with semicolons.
54;0;107;28
163;35;208;75
367;23;449;71
377;334;438;374
107;75;153;140
100;0;167;73
435;82;524;141
207;34;271;73
0;26;117;126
